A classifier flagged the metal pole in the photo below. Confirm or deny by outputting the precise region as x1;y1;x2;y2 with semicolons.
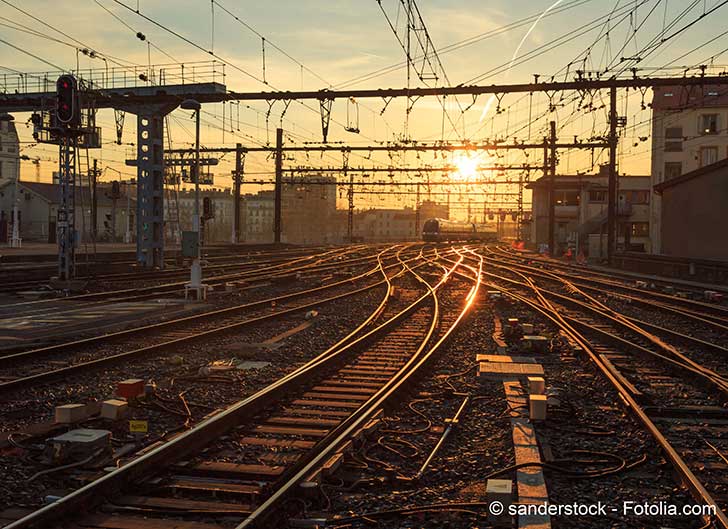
91;159;98;243
607;86;618;266
274;127;283;244
347;172;354;242
190;106;202;291
414;182;420;238
233;142;242;243
548;121;557;256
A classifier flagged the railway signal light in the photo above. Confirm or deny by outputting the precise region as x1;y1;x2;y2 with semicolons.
202;196;213;220
56;75;79;126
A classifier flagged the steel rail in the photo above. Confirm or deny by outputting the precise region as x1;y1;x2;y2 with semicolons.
237;250;481;528
0;246;404;359
469;255;728;393
458;248;728;528
3;247;455;528
0;248;453;392
488;251;728;329
490;247;728;321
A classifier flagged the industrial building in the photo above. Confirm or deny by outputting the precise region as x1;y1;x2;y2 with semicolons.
0;180;135;243
281;176;337;244
243;190;275;243
353;207;417;242
654;157;728;262
650;84;728;253
528;166;652;259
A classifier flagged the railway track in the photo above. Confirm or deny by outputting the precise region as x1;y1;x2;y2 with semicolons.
0;245;386;333
481;247;728;338
0;246;434;394
0;246;334;292
0;245;372;309
490;246;728;320
3;246;481;529
460;247;728;528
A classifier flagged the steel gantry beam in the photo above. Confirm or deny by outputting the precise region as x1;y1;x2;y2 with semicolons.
2;74;723;110
166;141;608;154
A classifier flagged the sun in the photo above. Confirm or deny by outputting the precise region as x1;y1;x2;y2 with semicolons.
451;153;484;182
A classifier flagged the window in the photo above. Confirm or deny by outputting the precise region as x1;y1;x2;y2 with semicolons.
700;146;719;167
555;190;580;206
623;190;650;205
630;222;649;237
664;162;682;180
699;114;719;135
664;127;683;152
588;190;606;203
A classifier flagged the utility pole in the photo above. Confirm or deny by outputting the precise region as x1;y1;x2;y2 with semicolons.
232;142;244;243
414;181;421;238
607;86;618;266
517;172;524;241
90;158;98;243
548;121;557;256
274;127;283;244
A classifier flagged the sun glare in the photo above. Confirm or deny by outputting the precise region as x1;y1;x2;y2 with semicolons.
451;153;484;182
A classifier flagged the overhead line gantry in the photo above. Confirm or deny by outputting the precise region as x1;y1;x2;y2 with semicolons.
3;70;726;263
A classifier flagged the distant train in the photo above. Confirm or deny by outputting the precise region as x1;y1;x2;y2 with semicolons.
422;218;498;243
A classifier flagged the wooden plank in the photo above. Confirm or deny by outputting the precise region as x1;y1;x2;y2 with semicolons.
252;425;329;438
113;496;251;513
77;514;224;529
311;385;376;395
265;416;340;427
303;392;369;402
240;436;315;449
315;379;381;389
283;407;351;418
174;461;284;479
291;399;360;409
164;479;261;496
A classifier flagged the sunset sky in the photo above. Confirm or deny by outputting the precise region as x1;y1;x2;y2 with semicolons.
3;0;728;215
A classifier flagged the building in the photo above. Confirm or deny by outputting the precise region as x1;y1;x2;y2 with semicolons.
353;207;417;242
244;190;275;243
653;157;728;262
650;85;728;253
418;199;449;229
171;188;233;244
281;176;337;244
0;114;20;187
528;166;651;259
0;180;135;243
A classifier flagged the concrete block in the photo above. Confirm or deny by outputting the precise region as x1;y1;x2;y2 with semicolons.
101;399;129;420
522;323;534;334
54;404;88;424
479;362;544;380
523;335;549;353
477;354;537;364
487;290;501;300
528;376;546;395
507;318;520;326
116;379;145;399
487;478;513;526
529;394;547;420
